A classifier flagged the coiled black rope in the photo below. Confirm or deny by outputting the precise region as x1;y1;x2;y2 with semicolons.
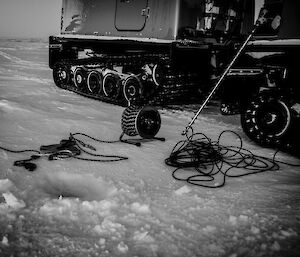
165;129;299;188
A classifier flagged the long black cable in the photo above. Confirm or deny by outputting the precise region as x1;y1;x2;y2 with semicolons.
0;145;40;155
71;132;120;144
0;145;42;171
0;132;128;171
71;133;128;162
165;129;299;188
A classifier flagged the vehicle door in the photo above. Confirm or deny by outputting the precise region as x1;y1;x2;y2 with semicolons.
115;0;149;31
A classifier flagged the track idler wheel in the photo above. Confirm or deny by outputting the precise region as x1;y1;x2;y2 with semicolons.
74;67;87;91
152;64;169;86
87;70;103;94
121;105;161;139
53;62;71;89
103;73;120;99
241;92;293;147
123;75;142;103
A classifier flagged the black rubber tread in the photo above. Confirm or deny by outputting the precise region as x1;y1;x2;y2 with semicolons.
121;106;140;136
52;53;201;106
121;105;161;138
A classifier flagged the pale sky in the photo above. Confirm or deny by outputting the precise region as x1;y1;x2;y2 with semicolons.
0;0;61;38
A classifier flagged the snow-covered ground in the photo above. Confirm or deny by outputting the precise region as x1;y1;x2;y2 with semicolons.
0;38;299;257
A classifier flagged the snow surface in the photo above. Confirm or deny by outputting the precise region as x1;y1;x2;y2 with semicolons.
0;38;300;257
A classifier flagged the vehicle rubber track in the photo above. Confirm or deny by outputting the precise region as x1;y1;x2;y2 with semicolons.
52;53;201;107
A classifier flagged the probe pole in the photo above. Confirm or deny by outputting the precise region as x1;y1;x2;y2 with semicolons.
182;23;261;136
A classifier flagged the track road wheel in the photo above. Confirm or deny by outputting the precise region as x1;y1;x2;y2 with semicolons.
241;93;292;147
152;64;168;86
123;76;142;103
103;73;120;99
53;62;70;89
87;70;103;94
74;67;87;91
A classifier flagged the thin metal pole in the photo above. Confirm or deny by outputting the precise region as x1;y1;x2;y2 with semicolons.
182;25;258;135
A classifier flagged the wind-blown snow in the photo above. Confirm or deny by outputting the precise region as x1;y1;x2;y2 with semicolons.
0;38;300;257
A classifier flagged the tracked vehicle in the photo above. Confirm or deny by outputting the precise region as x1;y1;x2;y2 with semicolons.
49;0;256;105
49;0;300;151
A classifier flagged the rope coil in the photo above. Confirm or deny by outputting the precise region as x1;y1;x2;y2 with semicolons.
166;129;299;188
